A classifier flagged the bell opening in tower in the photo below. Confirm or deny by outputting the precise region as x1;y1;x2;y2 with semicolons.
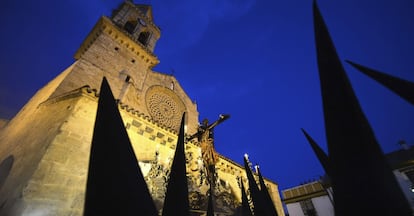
138;31;150;46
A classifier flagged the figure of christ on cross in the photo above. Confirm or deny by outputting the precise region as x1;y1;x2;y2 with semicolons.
188;114;230;185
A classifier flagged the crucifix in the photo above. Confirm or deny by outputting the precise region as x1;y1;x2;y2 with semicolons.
187;114;230;185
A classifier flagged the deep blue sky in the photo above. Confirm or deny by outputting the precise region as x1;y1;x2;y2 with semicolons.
1;0;413;191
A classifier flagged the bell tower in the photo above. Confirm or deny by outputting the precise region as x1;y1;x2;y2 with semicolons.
50;1;161;109
111;1;160;52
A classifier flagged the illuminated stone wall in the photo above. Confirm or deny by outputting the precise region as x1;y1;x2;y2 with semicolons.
21;90;97;216
0;85;285;215
0;64;76;215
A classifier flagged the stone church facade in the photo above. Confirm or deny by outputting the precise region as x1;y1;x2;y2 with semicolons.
0;1;284;215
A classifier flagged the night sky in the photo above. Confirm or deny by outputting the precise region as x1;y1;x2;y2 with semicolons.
1;0;413;191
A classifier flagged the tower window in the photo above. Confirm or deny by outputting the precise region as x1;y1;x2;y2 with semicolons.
138;31;150;46
124;20;137;34
300;199;317;216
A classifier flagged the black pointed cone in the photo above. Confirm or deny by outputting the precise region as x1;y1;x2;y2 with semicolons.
206;183;214;216
241;180;253;216
84;77;157;216
346;60;414;105
301;128;331;176
243;156;265;216
162;113;189;216
257;167;278;216
313;2;412;215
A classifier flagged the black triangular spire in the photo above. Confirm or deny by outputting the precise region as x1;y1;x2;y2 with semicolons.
162;113;189;216
301;128;331;175
206;182;215;216
313;1;412;215
257;166;278;216
243;155;265;216
240;180;253;216
83;77;157;216
346;60;414;105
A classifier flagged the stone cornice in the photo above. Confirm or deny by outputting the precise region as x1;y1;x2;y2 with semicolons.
283;190;328;204
119;101;178;135
40;85;174;132
39;85;277;187
38;85;98;107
